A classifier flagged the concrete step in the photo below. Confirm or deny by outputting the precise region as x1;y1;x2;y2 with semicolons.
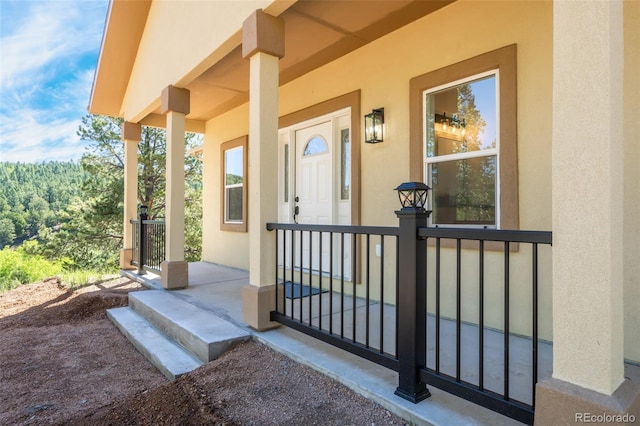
129;290;250;363
107;306;203;380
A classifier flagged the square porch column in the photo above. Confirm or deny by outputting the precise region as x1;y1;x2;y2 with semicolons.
536;0;639;423
241;9;284;331
120;121;141;269
160;85;190;289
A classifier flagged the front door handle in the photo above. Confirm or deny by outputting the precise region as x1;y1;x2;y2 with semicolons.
293;196;299;224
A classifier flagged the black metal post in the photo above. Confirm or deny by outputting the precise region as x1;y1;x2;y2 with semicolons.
137;209;148;275
394;206;431;403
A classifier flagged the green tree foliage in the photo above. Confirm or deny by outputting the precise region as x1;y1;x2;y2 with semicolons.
39;114;203;270
453;83;495;224
1;114;203;278
0;218;16;248
0;161;85;245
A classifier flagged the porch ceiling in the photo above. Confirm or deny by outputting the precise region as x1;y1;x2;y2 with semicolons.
185;0;454;123
91;0;455;127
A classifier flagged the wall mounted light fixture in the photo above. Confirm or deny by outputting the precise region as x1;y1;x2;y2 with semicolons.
364;108;384;143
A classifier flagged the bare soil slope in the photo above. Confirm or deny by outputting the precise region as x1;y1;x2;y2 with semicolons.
0;278;406;425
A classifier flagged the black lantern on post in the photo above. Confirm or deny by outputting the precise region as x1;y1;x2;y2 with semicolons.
138;204;148;220
364;108;384;143
394;181;430;212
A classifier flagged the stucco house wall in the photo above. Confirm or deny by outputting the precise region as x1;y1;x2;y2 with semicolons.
623;0;639;363
202;0;556;340
101;0;638;362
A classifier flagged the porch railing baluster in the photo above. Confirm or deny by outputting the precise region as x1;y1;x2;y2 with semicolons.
532;242;539;408
395;235;400;359
352;234;357;343
275;229;280;314
265;222;551;426
380;235;384;355
329;231;334;335
479;239;485;391
456;238;462;382
319;231;323;331
340;232;345;339
291;230;296;321
504;241;510;401
138;215;146;275
309;230;313;327
365;234;370;348
435;237;441;374
299;230;304;323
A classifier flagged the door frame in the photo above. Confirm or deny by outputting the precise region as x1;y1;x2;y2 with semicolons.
278;91;361;228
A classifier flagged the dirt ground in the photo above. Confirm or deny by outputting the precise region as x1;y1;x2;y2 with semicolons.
0;277;407;425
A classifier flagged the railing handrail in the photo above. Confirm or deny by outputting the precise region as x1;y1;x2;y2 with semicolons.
266;222;399;236
266;222;551;244
418;226;552;244
130;218;166;225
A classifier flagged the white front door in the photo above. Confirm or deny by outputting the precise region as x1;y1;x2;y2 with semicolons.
294;121;333;226
278;109;352;280
294;121;333;274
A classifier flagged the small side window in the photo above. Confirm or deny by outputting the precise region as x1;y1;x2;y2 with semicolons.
220;136;247;232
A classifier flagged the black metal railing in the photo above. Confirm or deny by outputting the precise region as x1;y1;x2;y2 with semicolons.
417;227;552;425
130;219;166;273
266;223;400;371
267;220;552;425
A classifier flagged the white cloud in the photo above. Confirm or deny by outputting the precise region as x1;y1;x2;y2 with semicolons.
0;0;108;164
1;1;105;90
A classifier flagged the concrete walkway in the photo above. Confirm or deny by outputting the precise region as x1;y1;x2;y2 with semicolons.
122;262;530;425
120;261;640;425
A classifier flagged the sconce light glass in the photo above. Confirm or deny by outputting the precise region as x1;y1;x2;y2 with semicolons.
364;108;384;143
138;204;148;219
434;112;466;139
394;182;430;211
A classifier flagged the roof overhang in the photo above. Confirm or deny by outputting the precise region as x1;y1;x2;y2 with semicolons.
89;0;151;117
89;0;455;128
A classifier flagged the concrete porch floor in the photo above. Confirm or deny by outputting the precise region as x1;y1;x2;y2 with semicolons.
121;261;638;426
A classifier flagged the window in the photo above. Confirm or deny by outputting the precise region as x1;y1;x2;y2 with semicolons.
303;135;329;156
409;44;518;230
340;128;350;200
220;136;248;232
283;144;289;202
425;72;498;226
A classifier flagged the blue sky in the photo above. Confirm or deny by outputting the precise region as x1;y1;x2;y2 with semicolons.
0;0;109;163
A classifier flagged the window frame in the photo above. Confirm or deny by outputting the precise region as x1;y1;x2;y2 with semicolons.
220;135;248;232
409;44;518;231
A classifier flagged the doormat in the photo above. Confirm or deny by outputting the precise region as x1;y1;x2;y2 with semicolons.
284;282;328;299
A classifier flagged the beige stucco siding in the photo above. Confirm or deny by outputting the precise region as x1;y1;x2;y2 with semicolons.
201;0;554;337
202;105;250;270
623;0;640;363
198;0;638;361
121;0;275;122
280;0;554;340
279;0;553;231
